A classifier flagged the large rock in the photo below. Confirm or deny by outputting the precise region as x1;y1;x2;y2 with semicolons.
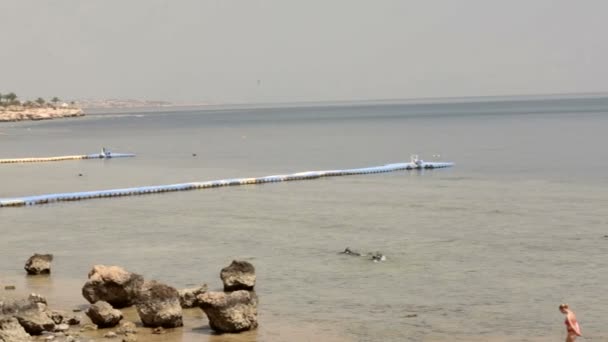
0;316;33;342
1;296;54;337
220;261;256;292
178;284;208;308
135;281;183;328
82;265;144;308
85;301;122;328
197;290;258;333
24;254;53;275
14;310;55;335
0;298;38;315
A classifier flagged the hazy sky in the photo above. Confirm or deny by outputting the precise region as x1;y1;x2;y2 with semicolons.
1;0;607;104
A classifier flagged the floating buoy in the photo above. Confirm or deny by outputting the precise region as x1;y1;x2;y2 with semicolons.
0;159;454;207
1;151;135;164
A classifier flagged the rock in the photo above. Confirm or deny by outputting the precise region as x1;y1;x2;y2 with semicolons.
85;301;122;328
46;310;63;325
0;107;84;123
54;323;70;332
135;281;182;328
116;321;137;335
65;316;80;326
35;303;48;312
151;327;165;334
122;333;137;342
82;265;144;308
28;293;47;305
3;286;15;291
79;323;97;332
104;331;118;338
47;310;80;326
178;284;208;308
24;254;53;275
197;290;258;333
220;260;256;292
15;309;56;335
0;298;38;315
0;316;33;342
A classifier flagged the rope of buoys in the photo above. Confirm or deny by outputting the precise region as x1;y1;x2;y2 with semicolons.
0;160;453;207
0;152;135;164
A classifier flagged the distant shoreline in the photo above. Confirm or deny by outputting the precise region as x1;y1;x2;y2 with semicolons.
0;106;84;122
81;93;608;116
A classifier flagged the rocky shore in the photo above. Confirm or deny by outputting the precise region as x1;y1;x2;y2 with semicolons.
0;107;84;122
0;255;258;342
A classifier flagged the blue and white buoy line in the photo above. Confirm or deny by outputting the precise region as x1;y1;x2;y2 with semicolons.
0;159;453;207
0;151;135;164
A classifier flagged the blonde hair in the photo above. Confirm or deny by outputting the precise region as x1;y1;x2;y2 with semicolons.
559;303;569;310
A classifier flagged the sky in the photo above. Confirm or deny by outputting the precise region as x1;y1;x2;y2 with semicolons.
1;0;607;104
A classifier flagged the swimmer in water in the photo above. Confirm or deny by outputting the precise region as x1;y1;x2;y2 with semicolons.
339;247;361;256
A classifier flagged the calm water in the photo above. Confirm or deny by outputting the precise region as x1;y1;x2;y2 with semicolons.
1;97;608;341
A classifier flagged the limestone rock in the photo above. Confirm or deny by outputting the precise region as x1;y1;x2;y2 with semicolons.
122;333;138;341
65;315;80;326
85;301;122;328
135;281;182;328
220;261;256;292
46;310;80;326
15;309;56;335
178;284;208;308
54;323;69;332
116;321;137;335
82;265;144;308
0;298;38;315
151;327;165;334
79;323;97;332
197;290;258;333
0;316;33;342
24;254;53;275
28;293;47;305
104;331;118;338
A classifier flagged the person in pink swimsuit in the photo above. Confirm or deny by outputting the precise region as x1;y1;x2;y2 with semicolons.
559;304;582;342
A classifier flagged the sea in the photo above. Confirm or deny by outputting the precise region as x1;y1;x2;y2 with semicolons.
1;96;607;341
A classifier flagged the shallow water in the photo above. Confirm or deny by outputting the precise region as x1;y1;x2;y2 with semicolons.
1;97;608;341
